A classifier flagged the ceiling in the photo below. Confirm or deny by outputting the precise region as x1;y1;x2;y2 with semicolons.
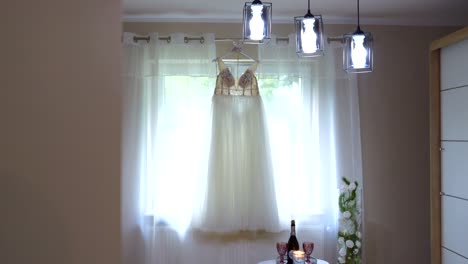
123;0;468;26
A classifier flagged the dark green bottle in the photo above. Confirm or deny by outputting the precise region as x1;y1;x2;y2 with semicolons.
287;220;299;264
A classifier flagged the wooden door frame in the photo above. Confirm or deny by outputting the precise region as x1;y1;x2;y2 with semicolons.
430;26;468;264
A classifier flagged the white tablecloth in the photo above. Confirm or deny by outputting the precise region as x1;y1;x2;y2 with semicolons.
257;260;329;264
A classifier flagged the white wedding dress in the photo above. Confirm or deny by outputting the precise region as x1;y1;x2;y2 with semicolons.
192;60;280;233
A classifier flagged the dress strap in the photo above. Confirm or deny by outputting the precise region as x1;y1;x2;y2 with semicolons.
217;58;227;72
247;61;259;73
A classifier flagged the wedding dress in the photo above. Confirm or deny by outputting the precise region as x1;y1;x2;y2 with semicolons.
192;59;280;233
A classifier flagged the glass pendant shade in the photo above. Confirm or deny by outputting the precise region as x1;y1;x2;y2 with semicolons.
242;0;272;44
343;30;373;73
295;15;324;57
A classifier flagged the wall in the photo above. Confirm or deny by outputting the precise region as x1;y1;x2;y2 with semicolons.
0;0;122;264
357;25;456;264
123;22;457;264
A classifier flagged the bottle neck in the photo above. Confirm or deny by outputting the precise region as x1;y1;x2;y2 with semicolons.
290;225;296;236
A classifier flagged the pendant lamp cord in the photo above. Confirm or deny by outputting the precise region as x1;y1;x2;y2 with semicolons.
304;0;313;18
357;0;360;28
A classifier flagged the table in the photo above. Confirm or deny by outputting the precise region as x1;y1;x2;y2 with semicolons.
257;259;329;264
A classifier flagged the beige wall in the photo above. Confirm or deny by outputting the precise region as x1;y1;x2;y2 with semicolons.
123;22;457;264
356;25;454;264
1;1;122;264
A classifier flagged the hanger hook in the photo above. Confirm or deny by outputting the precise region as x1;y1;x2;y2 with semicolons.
231;41;243;53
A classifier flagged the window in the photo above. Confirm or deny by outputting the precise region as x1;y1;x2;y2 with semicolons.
123;34;361;263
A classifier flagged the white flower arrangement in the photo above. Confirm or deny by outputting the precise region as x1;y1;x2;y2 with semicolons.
337;177;362;264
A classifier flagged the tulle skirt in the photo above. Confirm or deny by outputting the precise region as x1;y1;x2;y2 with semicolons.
192;95;280;233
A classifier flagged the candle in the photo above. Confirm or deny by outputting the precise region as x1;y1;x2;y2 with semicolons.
292;250;305;263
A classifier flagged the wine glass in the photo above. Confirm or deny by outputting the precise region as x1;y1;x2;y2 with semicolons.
303;242;314;263
276;242;288;264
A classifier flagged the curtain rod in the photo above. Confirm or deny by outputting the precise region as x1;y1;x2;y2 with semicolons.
132;36;290;44
327;36;345;43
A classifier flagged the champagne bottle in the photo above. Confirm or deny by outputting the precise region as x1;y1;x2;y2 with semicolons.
287;220;299;264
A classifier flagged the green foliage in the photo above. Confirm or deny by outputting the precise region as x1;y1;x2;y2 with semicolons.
342;177;351;185
258;75;299;100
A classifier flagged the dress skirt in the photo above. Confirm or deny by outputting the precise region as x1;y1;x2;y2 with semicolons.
192;95;280;233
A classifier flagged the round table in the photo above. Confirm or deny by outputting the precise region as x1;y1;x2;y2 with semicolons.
257;259;329;264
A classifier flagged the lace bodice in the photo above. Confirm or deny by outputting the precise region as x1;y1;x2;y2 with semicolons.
214;59;259;96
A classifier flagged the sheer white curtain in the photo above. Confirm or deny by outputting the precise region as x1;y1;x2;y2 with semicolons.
257;34;363;261
122;32;363;264
122;32;282;264
122;32;215;264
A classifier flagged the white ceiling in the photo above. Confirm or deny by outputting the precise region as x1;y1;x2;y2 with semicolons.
123;0;468;26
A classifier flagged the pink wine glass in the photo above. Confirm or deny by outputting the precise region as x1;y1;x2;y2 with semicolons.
276;242;288;263
303;242;314;263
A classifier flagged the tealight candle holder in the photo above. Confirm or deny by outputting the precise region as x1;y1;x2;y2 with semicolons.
292;250;305;264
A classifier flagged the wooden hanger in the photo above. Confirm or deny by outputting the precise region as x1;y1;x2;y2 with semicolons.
212;42;258;63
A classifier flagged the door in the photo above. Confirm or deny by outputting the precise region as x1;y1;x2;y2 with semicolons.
430;27;468;264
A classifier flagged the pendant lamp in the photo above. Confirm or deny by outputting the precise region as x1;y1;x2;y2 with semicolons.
242;0;272;44
343;0;373;73
294;0;324;57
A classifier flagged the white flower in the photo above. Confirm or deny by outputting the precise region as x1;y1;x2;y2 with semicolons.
339;247;347;257
356;240;361;248
339;219;356;235
338;257;345;263
356;231;361;239
344;191;350;199
343;211;351;218
353;248;359;255
340;183;348;192
338;237;345;244
349;182;356;191
346;240;354;248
